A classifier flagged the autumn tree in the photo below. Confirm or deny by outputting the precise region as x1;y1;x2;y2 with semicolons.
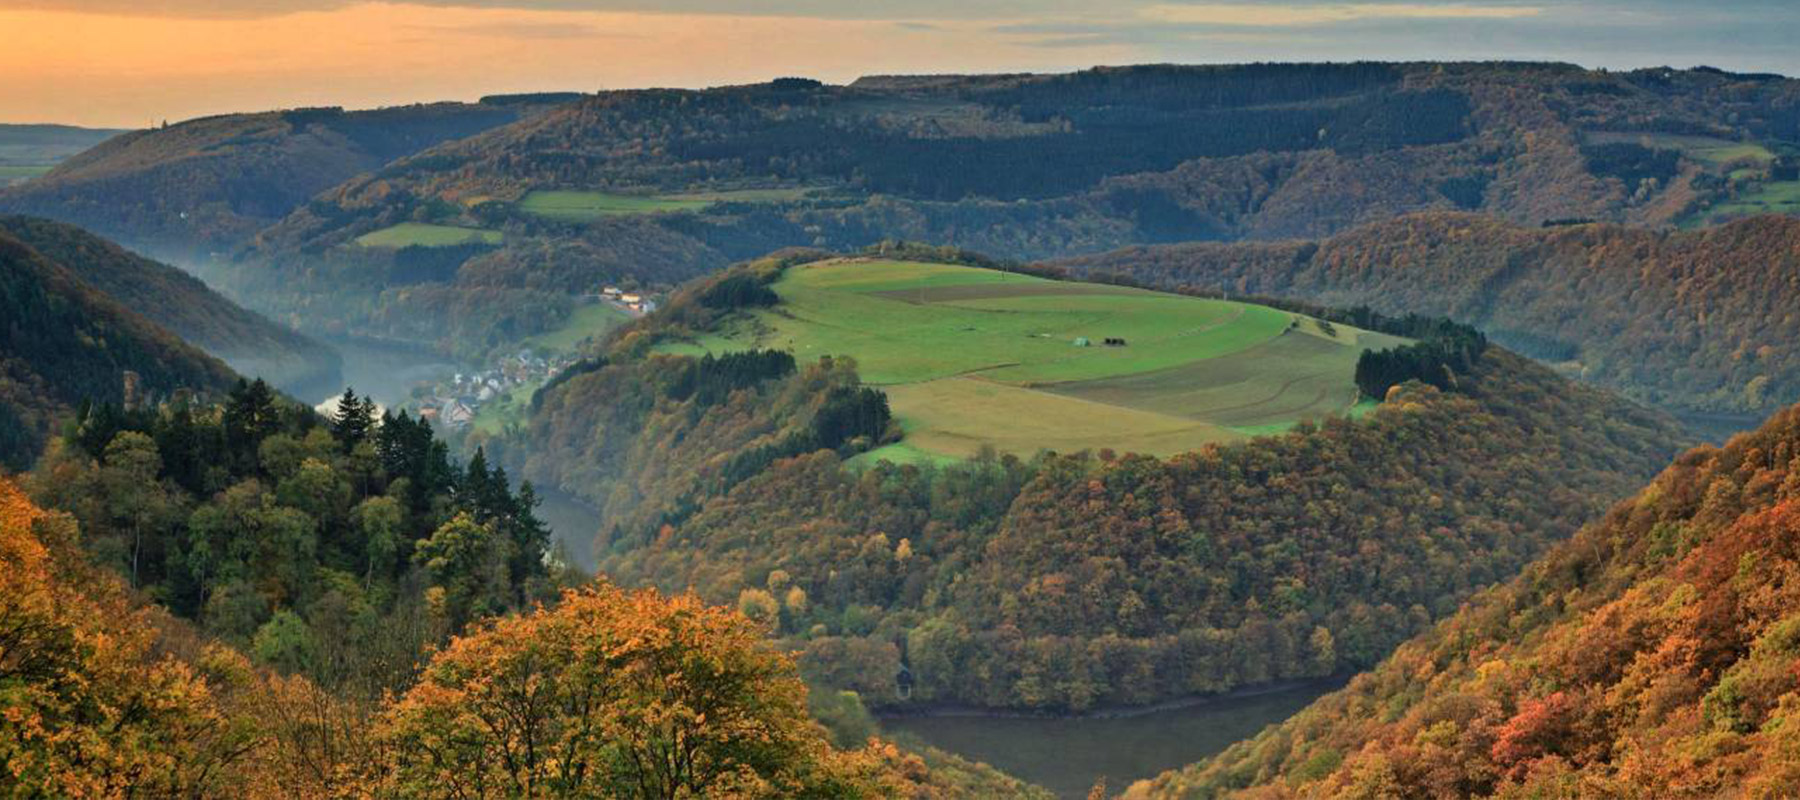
374;583;888;799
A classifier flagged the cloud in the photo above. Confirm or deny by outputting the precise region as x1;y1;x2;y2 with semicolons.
1137;3;1542;26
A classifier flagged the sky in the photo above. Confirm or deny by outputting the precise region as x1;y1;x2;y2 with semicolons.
3;0;1795;128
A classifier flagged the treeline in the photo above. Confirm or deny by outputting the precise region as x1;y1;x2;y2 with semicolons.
1137;404;1800;798
32;380;557;698
1355;320;1489;400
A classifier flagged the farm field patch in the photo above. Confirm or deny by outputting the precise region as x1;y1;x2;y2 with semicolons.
517;188;813;221
354;222;502;248
524;302;631;353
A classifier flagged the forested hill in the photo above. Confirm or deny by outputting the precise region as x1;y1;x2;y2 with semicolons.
213;62;1800;357
0;99;561;264
0;216;340;396
1050;212;1800;421
0;229;237;469
1131;402;1800;799
498;256;1689;713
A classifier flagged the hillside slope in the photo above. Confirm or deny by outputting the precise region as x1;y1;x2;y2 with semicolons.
1132;403;1800;799
499;256;1688;713
0;100;556;264
0;215;339;395
1053;213;1800;422
0;230;237;469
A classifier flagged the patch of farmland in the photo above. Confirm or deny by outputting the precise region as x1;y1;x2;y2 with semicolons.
883;377;1244;459
354;222;503;248
517;187;813;221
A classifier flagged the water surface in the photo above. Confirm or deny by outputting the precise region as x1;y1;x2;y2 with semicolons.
883;680;1337;798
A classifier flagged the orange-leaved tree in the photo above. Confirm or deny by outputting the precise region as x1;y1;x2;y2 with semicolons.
374;582;894;799
0;476;262;797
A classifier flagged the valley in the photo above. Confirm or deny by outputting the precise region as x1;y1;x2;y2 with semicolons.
3;44;1800;799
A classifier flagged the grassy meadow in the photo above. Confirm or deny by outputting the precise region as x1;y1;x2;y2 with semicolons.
524;301;631;352
355;222;503;248
658;259;1402;461
518;188;812;222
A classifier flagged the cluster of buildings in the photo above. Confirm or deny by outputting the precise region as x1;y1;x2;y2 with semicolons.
600;285;657;315
415;350;577;429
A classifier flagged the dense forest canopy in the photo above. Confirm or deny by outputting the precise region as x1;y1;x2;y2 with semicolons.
0;469;1021;797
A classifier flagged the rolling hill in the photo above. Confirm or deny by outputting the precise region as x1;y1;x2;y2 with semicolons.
652;257;1403;461
1051;212;1800;427
0;215;339;396
1130;401;1800;799
206;62;1800;362
497;251;1688;715
0;228;238;469
0;98;566;265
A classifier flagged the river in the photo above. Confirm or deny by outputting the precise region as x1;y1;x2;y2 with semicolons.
882;679;1340;798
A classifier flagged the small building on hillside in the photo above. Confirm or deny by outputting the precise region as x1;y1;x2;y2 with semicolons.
442;400;474;428
1073;337;1091;347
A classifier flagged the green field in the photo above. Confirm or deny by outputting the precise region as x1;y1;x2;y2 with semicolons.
525;302;632;353
518;188;811;222
0;164;51;186
1699;181;1800;219
355;222;503;248
658;259;1405;461
0;164;51;178
1583;132;1776;168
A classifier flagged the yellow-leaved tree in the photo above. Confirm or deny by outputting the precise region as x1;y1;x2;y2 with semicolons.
374;582;897;798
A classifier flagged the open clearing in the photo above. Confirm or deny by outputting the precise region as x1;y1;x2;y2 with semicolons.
355;222;503;248
658;259;1402;460
524;302;631;353
518;188;812;222
1583;132;1776;168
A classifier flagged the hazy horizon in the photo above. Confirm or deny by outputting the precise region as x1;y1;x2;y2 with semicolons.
3;0;1795;128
